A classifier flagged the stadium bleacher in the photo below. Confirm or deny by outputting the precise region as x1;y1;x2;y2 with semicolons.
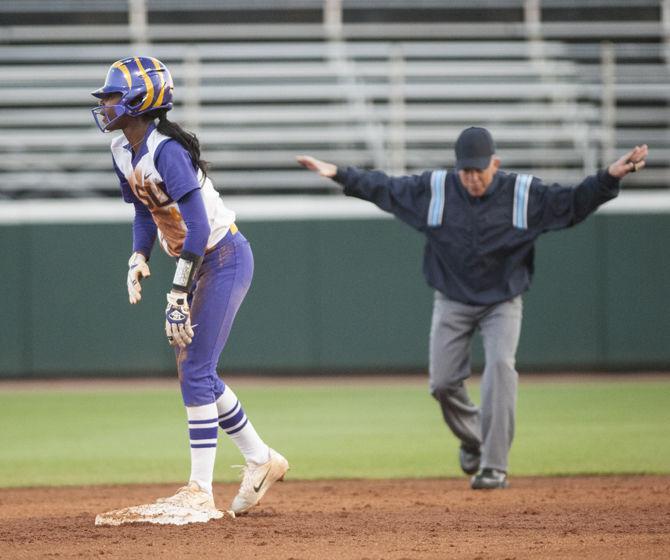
0;0;668;198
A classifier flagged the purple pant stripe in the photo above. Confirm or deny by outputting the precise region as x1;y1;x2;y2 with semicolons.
225;418;249;435
189;427;219;440
218;400;240;420
188;417;219;425
219;407;245;430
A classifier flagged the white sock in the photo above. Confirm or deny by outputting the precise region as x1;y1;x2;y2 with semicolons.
216;386;270;465
186;402;219;495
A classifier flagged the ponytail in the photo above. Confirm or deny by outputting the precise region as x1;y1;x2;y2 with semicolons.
152;110;208;180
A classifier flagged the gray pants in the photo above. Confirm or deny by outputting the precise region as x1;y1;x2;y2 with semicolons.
429;291;523;472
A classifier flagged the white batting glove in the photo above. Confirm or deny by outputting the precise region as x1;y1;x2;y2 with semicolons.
127;252;151;304
165;290;194;348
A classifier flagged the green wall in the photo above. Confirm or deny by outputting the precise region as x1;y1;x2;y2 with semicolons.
1;214;668;377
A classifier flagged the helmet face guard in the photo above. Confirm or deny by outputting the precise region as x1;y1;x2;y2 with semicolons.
91;56;173;132
91;103;128;132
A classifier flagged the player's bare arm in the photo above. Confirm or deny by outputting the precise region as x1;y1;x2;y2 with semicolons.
296;155;337;178
607;144;649;179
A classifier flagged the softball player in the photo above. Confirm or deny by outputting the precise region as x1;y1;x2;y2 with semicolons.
298;128;648;489
91;56;288;517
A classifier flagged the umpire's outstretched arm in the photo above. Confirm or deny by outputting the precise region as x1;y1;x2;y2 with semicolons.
296;155;432;231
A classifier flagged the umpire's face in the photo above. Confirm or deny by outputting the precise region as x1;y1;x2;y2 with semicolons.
458;156;501;197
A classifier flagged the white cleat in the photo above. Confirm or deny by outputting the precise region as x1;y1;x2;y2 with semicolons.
231;448;289;515
156;481;217;511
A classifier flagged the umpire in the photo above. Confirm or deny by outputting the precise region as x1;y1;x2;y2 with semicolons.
297;127;648;489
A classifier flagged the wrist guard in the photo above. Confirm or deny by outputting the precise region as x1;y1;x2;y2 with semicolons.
172;251;203;293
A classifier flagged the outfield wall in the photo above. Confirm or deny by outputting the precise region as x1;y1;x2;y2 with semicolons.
0;194;668;377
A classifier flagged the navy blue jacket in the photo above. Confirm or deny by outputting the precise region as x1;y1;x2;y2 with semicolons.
334;166;620;305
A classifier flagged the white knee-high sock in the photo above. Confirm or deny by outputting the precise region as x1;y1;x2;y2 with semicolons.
186;402;219;495
216;386;269;465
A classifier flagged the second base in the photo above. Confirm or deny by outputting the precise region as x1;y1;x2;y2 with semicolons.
95;502;234;526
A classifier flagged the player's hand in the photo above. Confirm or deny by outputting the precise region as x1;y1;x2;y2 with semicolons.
127;252;151;304
607;144;649;178
296;155;338;178
165;290;194;348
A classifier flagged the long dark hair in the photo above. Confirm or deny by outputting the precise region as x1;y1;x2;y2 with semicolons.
150;109;208;180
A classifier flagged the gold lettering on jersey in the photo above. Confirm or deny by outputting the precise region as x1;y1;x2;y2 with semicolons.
128;168;171;210
169;207;182;222
126;167;187;257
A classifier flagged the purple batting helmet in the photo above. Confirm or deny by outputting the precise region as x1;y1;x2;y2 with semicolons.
91;56;173;131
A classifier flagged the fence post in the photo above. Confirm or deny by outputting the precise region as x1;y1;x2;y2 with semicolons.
524;0;542;41
183;47;201;134
662;0;670;66
389;45;406;175
600;41;617;169
324;0;343;41
128;0;149;49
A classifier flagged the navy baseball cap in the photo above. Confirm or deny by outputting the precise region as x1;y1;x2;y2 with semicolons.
455;127;496;170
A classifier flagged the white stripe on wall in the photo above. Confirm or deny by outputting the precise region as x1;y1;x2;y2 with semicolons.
0;191;669;225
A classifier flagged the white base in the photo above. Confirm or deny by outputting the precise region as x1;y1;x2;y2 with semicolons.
95;502;235;526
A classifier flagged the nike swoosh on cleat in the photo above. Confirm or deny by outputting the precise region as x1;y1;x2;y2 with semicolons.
253;468;271;493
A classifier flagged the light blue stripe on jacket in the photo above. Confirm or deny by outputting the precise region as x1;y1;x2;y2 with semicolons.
513;174;533;229
428;170;447;227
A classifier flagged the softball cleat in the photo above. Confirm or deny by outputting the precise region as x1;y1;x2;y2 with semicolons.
459;443;481;475
230;448;289;514
471;468;509;490
156;481;217;510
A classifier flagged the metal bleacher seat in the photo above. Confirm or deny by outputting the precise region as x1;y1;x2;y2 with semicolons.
0;39;601;196
0;0;668;197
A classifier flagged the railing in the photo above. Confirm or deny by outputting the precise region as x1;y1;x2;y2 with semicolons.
0;41;601;195
1;1;669;197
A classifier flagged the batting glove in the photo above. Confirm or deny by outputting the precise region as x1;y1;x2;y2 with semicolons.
165;290;194;348
127;252;151;304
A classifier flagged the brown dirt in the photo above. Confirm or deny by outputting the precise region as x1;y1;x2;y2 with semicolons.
1;476;668;560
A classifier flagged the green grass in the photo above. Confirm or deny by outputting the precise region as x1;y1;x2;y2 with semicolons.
0;380;668;487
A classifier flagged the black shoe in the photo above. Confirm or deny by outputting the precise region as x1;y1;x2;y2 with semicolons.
459;444;481;475
470;468;508;490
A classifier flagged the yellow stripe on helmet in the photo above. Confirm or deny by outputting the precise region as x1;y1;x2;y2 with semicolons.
150;57;166;108
112;61;132;88
134;57;155;112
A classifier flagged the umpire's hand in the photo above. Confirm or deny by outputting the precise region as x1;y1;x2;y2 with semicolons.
608;144;649;178
296;155;338;178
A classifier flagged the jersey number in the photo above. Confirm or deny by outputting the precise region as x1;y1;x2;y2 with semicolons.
135;178;171;210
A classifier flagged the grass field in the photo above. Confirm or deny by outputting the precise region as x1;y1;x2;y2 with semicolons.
1;377;668;488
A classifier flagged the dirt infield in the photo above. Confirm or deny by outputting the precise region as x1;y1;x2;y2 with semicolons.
1;476;668;560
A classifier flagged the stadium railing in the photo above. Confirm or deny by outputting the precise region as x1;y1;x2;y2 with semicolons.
1;1;669;196
0;39;606;195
